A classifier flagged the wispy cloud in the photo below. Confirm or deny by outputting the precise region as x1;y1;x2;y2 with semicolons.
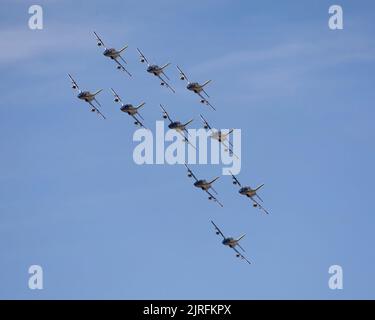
190;33;375;104
193;35;375;74
0;22;134;66
0;25;91;65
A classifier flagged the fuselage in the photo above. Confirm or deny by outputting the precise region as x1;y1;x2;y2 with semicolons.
120;104;137;115
77;91;95;101
187;82;202;93
147;65;162;75
168;121;184;131
194;180;210;190
210;131;226;142
239;186;256;197
103;48;119;59
222;237;238;247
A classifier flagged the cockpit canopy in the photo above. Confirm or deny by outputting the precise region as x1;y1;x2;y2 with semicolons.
78;91;89;98
194;180;205;186
222;237;233;244
168;121;181;129
147;65;158;72
103;48;115;55
239;187;250;193
187;82;199;89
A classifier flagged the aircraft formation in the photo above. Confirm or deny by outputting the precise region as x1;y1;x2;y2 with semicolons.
68;32;271;265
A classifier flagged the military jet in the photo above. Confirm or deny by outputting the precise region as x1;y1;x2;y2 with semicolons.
230;171;269;214
211;220;251;264
184;164;223;207
200;114;238;159
160;104;194;147
110;88;146;128
137;48;175;93
93;31;132;77
176;65;215;110
68;74;106;119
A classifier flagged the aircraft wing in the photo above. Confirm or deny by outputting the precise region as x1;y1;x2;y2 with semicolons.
110;88;123;104
232;246;251;264
250;196;269;215
136;48;150;65
161;69;170;80
205;189;223;207
87;100;106;119
256;193;264;202
93;31;106;47
176;65;189;82
229;171;242;187
113;58;132;77
157;74;175;93
184;164;198;182
200;114;212;130
179;130;196;150
130;114;147;129
210;220;226;239
228;139;234;149
68;74;80;90
196;92;215;110
160;104;174;123
221;140;239;160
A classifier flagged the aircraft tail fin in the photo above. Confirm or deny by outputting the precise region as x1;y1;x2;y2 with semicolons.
236;234;246;243
94;89;103;96
183;119;194;127
93;89;103;96
209;176;220;185
161;62;171;70
202;80;212;87
136;102;146;110
119;45;128;53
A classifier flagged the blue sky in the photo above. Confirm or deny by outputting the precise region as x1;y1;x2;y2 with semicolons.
1;0;375;299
